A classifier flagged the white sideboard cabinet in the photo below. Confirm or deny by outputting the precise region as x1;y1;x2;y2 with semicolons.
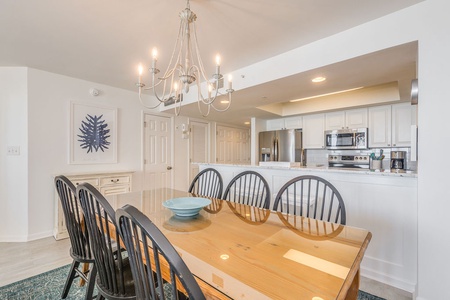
53;171;133;240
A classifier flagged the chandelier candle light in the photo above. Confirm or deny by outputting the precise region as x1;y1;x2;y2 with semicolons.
137;0;234;116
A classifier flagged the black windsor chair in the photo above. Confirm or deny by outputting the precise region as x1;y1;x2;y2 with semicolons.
188;168;223;199
116;204;206;300
55;175;97;300
77;183;136;300
273;175;346;225
222;171;271;209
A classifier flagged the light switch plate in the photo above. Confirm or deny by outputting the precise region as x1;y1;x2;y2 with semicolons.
7;146;20;155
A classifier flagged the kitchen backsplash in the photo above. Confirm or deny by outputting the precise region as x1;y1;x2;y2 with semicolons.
306;148;417;171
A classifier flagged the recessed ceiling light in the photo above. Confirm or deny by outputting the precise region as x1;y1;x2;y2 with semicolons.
221;100;230;104
244;121;250;125
312;76;326;83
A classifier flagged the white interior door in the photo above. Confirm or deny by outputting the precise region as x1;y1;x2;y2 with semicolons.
143;114;172;190
216;126;233;164
216;125;250;164
189;120;209;182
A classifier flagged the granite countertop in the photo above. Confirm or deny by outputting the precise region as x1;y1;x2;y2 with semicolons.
198;163;417;178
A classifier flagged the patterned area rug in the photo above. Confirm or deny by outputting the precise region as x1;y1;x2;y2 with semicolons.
0;264;385;300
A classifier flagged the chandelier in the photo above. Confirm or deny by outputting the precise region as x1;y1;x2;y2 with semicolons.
137;0;234;116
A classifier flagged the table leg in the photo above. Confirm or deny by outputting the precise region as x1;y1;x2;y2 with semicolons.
79;263;89;287
345;269;360;300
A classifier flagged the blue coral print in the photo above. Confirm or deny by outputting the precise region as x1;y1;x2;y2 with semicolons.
77;114;111;153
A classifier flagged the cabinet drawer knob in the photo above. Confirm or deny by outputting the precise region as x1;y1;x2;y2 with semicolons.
111;179;119;183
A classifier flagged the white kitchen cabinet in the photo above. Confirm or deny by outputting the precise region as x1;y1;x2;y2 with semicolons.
392;103;412;147
266;116;302;130
302;113;325;149
325;108;367;130
369;103;411;148
369;105;392;147
266;118;285;130
54;171;133;240
283;116;303;129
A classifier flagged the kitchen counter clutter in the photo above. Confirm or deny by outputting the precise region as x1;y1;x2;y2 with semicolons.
202;162;417;177
197;163;418;295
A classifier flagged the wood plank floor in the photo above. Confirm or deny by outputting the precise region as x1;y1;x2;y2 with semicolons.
0;237;71;287
0;237;412;300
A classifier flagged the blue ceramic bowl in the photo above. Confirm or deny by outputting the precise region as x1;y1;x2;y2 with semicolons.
163;197;211;217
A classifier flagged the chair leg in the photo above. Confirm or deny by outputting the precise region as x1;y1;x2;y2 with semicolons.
62;260;80;299
84;263;97;300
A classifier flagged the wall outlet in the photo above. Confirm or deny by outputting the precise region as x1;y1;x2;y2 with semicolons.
7;146;20;155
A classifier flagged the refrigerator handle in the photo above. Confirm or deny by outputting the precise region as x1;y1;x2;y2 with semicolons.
275;138;279;161
273;137;277;161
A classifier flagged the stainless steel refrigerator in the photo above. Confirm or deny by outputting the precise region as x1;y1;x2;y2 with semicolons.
259;129;304;164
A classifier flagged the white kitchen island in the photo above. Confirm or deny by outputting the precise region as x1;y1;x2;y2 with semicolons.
198;163;418;296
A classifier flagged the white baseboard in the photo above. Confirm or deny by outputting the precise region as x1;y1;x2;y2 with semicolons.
27;230;54;241
361;266;417;295
0;230;54;242
0;235;28;242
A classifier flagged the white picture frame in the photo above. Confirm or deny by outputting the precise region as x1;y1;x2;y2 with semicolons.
70;102;118;164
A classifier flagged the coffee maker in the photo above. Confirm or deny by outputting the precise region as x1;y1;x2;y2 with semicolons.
390;151;406;170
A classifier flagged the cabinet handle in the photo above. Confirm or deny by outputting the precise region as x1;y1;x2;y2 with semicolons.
393;144;396;146
110;179;119;183
387;144;391;146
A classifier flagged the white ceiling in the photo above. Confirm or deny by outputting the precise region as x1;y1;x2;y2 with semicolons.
0;0;422;125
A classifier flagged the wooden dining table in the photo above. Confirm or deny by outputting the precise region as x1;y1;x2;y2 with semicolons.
107;188;372;300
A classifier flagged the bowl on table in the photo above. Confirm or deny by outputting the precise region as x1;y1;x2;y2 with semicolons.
163;197;211;217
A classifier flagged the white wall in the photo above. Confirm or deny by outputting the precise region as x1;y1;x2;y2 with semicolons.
413;1;450;300
0;68;29;241
0;68;146;241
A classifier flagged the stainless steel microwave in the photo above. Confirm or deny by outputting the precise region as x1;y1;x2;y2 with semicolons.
325;128;368;149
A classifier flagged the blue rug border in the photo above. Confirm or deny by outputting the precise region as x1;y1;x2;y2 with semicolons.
1;264;386;300
0;264;69;289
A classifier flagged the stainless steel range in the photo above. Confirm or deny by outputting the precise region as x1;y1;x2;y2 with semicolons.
328;154;370;169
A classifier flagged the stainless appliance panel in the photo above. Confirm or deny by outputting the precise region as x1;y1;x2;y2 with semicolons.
328;154;370;169
325;128;368;150
259;129;303;164
259;131;276;161
390;151;406;170
277;129;294;162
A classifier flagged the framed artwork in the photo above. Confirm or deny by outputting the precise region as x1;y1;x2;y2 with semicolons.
70;102;117;164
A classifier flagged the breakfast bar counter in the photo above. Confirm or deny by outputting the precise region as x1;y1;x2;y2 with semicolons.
197;163;418;295
200;162;417;178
